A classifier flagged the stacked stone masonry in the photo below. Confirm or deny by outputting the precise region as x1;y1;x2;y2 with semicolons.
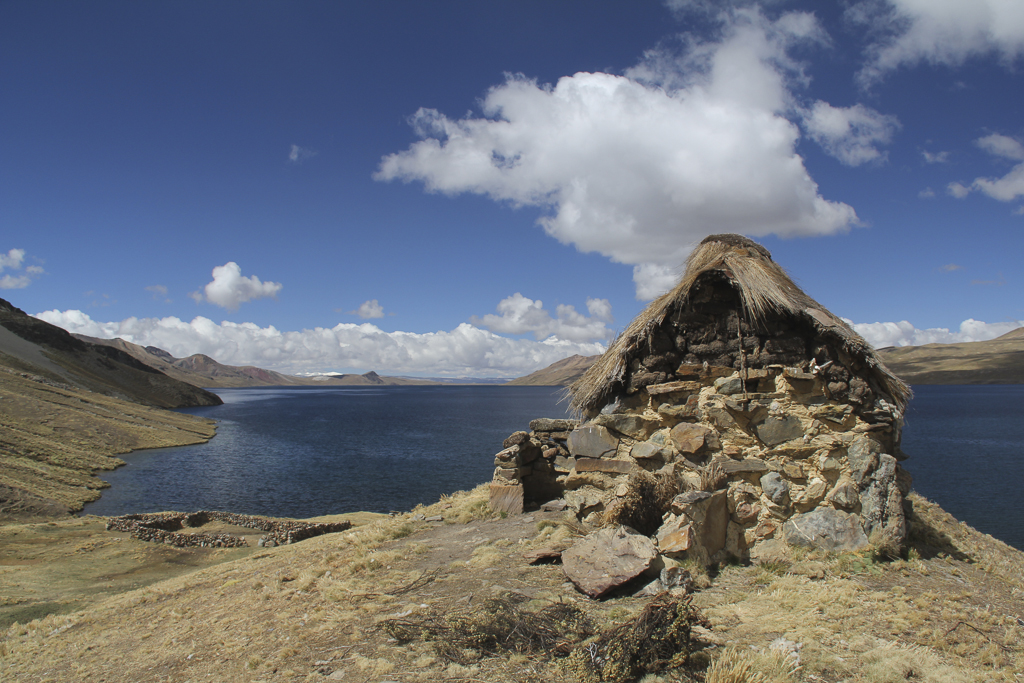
492;359;909;564
106;510;352;548
490;273;909;564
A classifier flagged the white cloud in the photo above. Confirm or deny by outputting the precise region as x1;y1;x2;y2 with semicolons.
851;318;1023;348
0;248;25;271
946;181;971;198
377;9;860;299
921;150;950;164
801;101;899;166
193;262;283;311
0;248;43;289
633;263;681;301
33;309;607;378
948;134;1024;203
353;299;385;319
857;0;1024;82
470;293;614;343
976;133;1024;160
288;144;317;164
0;275;31;290
918;187;935;198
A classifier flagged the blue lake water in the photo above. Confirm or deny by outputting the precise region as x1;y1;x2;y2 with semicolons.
82;384;1024;550
83;385;571;519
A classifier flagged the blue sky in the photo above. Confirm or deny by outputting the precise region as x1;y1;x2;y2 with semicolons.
3;0;1023;377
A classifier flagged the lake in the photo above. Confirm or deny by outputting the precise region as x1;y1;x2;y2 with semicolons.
82;384;1024;550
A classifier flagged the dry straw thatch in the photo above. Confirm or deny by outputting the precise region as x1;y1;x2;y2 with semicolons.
569;234;911;416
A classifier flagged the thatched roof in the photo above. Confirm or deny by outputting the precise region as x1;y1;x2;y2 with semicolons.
568;234;911;416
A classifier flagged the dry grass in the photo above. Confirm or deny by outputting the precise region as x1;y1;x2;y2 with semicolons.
0;365;216;517
2;489;1022;682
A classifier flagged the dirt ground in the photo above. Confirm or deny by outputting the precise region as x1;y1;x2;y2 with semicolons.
1;489;1022;682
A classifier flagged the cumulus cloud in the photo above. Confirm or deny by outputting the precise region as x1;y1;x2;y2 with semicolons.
288;144;317;164
0;248;43;289
801;101;899;166
918;187;936;198
921;150;950;164
948;133;1024;203
633;263;682;301
377;9;861;300
470;293;614;343
976;134;1024;161
852;318;1024;348
33;309;607;378
352;299;385;319
192;262;282;311
856;0;1024;82
938;263;962;272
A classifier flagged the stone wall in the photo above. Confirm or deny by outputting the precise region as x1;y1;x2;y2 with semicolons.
490;359;910;564
106;510;352;548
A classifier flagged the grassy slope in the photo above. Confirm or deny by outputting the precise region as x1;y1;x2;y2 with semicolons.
0;359;216;519
877;335;1024;385
2;487;1021;682
507;354;599;386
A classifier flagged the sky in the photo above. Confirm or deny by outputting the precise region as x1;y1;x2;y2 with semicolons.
2;0;1023;378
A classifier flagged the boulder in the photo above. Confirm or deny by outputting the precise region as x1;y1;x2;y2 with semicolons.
561;525;658;598
564;487;606;515
489;483;524;516
568;425;619;459
591;413;659;439
760;472;790;506
756;415;804;446
503;431;531;448
670;423;714;455
575;458;636;475
827;479;859;510
631;441;669;461
530;418;579;432
713;375;745;395
860;453;905;542
659;490;728;563
782;508;870;553
847;435;882;485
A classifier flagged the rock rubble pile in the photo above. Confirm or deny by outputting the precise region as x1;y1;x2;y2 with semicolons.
105;510;351;548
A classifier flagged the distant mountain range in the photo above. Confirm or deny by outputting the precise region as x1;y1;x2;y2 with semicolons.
875;327;1024;385
74;335;437;388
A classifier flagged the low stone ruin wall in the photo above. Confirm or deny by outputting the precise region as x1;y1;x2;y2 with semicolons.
490;362;910;566
106;510;352;549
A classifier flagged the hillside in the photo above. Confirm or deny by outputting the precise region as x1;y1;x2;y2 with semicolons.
876;328;1024;385
0;299;221;408
507;353;598;386
0;298;222;521
76;334;439;388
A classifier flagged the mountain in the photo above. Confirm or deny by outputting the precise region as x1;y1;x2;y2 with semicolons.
74;335;438;388
0;299;221;408
876;329;1024;385
506;354;599;386
0;298;220;520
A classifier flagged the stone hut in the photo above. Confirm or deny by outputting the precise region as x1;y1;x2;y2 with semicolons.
491;234;913;565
